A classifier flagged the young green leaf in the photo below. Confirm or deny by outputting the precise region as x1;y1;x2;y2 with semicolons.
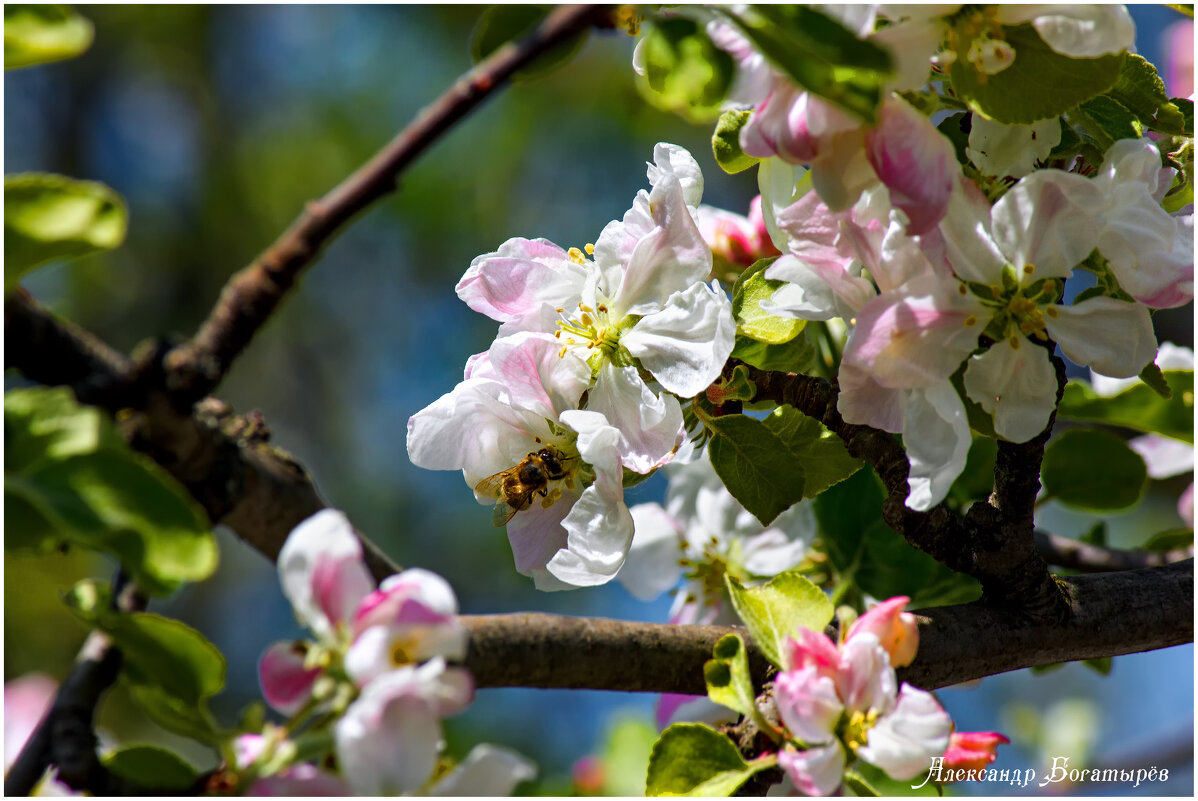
1057;372;1194;443
103;746;200;792
1077;96;1142;142
5;174;127;292
843;769;881;797
812;467;882;575
762;406;863;499
712;110;759;174
1105;54;1188;135
733;270;805;345
949;24;1124;124
645;723;771;797
1041;428;1148;511
727;5;893;123
705;414;805;525
4;5;93;69
725;569;834;669
639;17;734;122
731;334;818;375
704;633;758;719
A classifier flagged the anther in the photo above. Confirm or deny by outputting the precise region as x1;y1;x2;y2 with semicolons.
585;243;595;255
1008;335;1021;349
964;315;978;327
1023;264;1035;275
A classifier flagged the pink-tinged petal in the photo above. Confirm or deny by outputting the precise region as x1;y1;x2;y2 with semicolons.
842;275;985;389
837;363;905;433
5;674;57;769
455;237;585;328
1129;434;1195;480
872;15;948;92
620;503;685;601
777;742;846;797
246;764;351;796
608;178;713;318
259;642;322;715
648;142;704;209
233;733;267;768
486;332;592;420
939;175;1008;284
991;170;1104;278
278;509;374;640
506;488;577;578
866;99;957;234
1098;139;1176;201
837;634;898;715
1102;214;1193;309
848;597;919;668
653;693;738;730
775;667;842;745
622;282;736;397
1044;297;1157;378
430;744;537;797
963;339;1058;443
809;129;876;212
942;731;1010;772
742;84;819;164
587;364;684;473
763;253;871;321
857;685;952;780
355;568;459;633
902;382;972;511
782;627;841;675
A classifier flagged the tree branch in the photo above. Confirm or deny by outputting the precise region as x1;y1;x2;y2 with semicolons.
160;4;615;408
461;560;1193;694
1035;530;1195;572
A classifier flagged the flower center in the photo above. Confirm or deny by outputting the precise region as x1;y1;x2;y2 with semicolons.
555;301;622;360
841;709;881;754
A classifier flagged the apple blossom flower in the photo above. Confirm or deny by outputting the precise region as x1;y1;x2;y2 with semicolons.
334;658;474;796
938;170;1158;442
455;143;735;474
941;731;1010;773
846;596;920;668
774;623;951;794
407;331;635;589
695;195;779;271
259;509;467;712
618;450;816;623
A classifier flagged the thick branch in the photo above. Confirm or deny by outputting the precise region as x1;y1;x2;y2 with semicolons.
161;4;614;407
461;560;1193;693
1035;530;1195;572
5;292;399;582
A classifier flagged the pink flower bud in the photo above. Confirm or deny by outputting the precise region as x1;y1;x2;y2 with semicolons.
942;731;1010;773
847;596;919;667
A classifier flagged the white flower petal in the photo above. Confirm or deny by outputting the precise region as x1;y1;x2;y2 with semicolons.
455;237;586;329
998;5;1135;58
902;382;972;511
648;142;704;210
588;363;684;472
622;282;736;397
431;744;537;797
857;685;952;780
991;170;1104;278
777;742;846;797
836;634;898;715
506;489;577;579
967;116;1061;179
939;175;1008;284
1129;434;1195;479
963;339;1058;442
775;667;842;745
619;503;685;601
1045;297;1157;378
486;332;591;419
278;510;374;641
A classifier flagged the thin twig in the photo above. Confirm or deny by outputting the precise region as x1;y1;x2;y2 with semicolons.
161;4;615;407
1035;530;1195;572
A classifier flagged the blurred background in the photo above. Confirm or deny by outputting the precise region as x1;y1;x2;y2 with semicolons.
5;4;1193;795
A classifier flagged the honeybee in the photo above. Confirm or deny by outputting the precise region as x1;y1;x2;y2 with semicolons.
474;446;572;527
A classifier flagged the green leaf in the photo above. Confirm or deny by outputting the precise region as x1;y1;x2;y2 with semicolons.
704;634;758;718
1105;54;1188;135
762;406;863;499
731;334;818;375
4;4;93;69
5;388;217;594
733;270;805;345
813;467;882;574
1081;657;1112;676
1077;95;1142;142
728;5;893;123
5;174;127;291
65;580;225;743
949;24;1124;124
1139;361;1173;399
600;717;659;797
705;414;805;525
937;112;971;165
3;479;60;553
712;110;759;174
843;769;880;797
725;569;833;669
855;522;982;608
1057;372;1194;443
103;745;200;792
948;435;998;504
645;724;769;797
1171;97;1194;138
469;5;587;83
1041;428;1148;511
639;18;734;122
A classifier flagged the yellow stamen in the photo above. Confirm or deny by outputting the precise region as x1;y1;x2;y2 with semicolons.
964;315;978;327
1009;335;1021;349
585;242;595;255
1023;263;1035;276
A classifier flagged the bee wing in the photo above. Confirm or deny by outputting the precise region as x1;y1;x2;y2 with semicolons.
473;469;511;501
491;500;519;527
